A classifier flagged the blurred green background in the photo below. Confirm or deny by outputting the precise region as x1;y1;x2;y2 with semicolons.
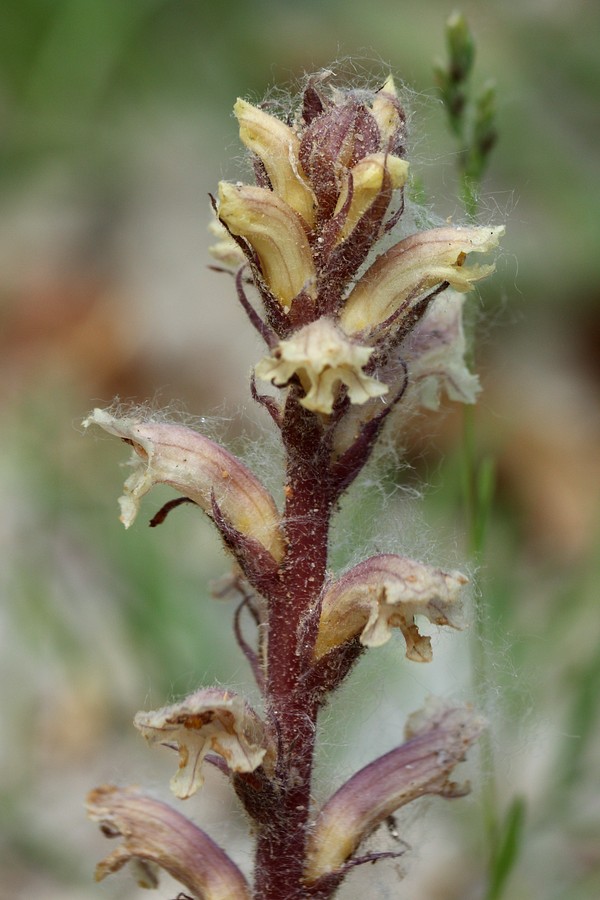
2;1;600;898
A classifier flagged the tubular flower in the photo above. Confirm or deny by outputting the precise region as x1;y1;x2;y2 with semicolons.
405;289;480;409
315;554;466;661
87;785;251;899
255;317;388;415
340;224;505;335
234;98;316;225
217;182;316;308
134;688;273;800
82;408;285;561
304;700;485;884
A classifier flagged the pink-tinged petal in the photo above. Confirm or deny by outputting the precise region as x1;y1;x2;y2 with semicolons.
218;182;316;308
234;98;316;226
315;554;466;661
304;700;485;883
405;290;480;409
82;408;285;561
87;784;251;899
134;687;273;799
340;224;504;334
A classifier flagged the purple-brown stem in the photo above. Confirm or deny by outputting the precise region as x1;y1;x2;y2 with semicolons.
253;394;338;900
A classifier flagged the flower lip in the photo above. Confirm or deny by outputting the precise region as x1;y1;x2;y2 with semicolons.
314;553;467;661
255;318;388;415
134;687;273;799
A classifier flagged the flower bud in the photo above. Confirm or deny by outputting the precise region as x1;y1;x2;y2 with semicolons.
134;688;273;799
371;75;405;152
87;784;251;899
218;182;316;309
340;224;504;334
234;98;316;226
82;408;285;561
334;153;409;243
315;554;466;662
304;700;485;883
255;318;388;415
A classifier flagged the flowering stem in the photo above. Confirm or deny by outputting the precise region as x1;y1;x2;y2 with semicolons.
252;403;333;898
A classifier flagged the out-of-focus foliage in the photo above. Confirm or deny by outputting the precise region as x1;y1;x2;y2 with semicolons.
1;1;599;898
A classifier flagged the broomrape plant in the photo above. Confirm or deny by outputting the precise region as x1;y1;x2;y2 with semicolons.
84;68;503;900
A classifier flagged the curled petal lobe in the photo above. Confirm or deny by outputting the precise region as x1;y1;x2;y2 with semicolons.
87;784;251;899
218;181;316;308
255;318;388;415
82;408;285;561
315;554;466;661
234;98;316;225
304;700;485;883
134;688;272;799
340;224;505;334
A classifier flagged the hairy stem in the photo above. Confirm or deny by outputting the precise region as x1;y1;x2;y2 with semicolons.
254;398;335;899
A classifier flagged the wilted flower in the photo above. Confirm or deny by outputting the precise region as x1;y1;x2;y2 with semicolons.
315;554;466;661
83;408;285;561
405;289;480;409
134;688;273;799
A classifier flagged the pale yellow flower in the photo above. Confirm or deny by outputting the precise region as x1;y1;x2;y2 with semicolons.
218;182;316;308
255;318;388;414
340;224;505;334
315;554;466;662
234;98;316;225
